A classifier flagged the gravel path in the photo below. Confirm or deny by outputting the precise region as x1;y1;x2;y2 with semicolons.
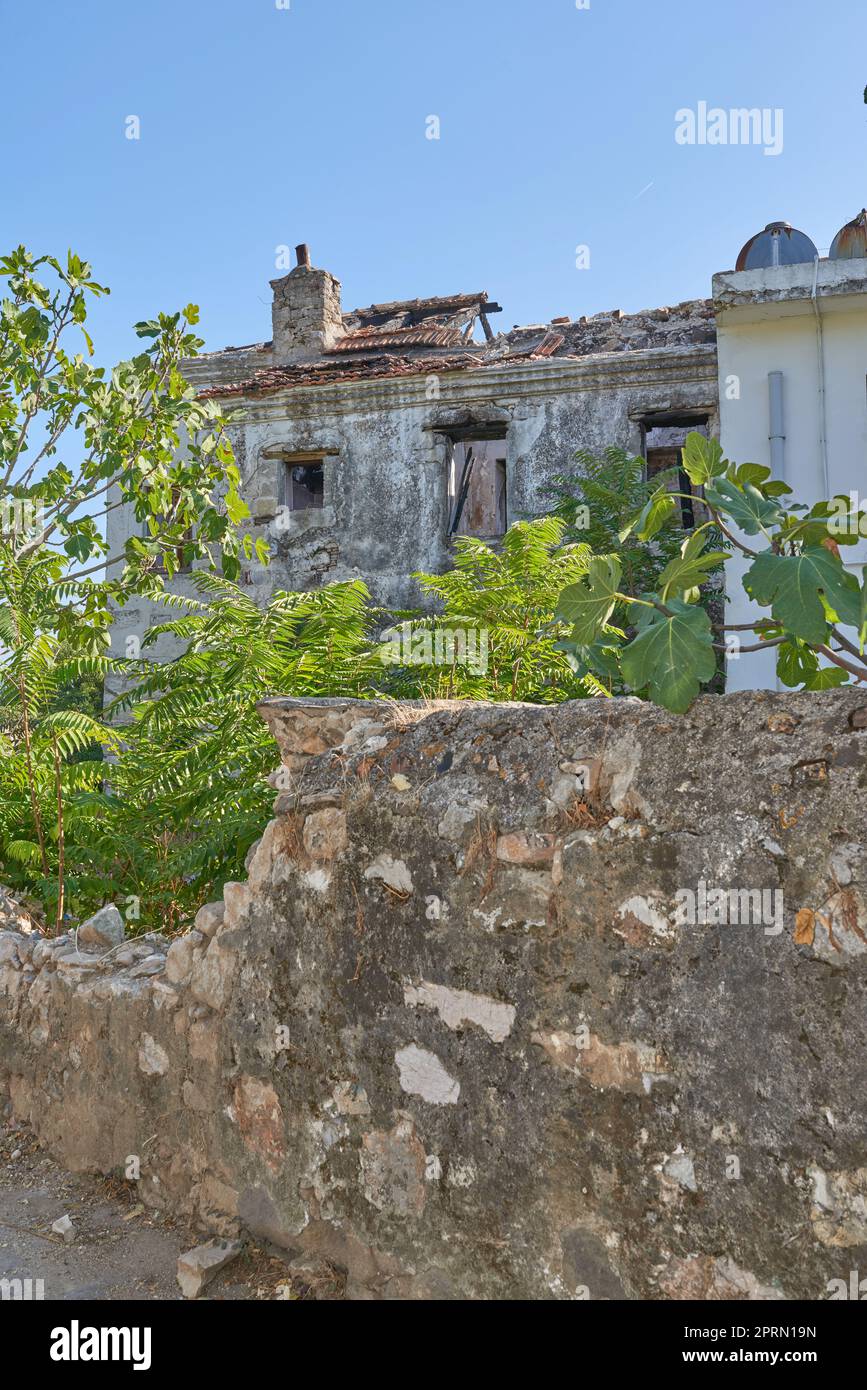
0;1120;320;1301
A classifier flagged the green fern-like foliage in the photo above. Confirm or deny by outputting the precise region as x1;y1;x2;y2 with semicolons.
543;446;708;598
0;542;129;923
385;517;615;702
0;543;385;931
94;575;383;931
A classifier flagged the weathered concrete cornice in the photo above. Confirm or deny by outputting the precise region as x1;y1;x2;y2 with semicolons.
714;257;867;321
204;344;719;424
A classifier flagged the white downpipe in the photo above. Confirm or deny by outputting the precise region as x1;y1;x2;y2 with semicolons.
811;257;831;497
768;371;785;478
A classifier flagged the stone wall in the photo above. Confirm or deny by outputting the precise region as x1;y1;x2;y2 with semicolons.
2;688;867;1299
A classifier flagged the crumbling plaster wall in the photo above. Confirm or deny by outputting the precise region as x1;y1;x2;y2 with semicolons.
5;686;862;1300
214;345;718;610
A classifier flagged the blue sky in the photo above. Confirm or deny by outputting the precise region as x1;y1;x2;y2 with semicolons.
2;0;865;366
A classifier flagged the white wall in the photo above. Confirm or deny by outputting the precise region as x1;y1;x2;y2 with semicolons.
714;257;867;689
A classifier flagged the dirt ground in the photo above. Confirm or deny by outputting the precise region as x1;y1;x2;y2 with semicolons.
0;1119;342;1301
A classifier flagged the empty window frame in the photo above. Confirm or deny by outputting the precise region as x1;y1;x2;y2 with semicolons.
447;434;507;538
642;416;710;529
279;456;325;511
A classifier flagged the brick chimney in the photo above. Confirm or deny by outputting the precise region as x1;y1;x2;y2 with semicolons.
270;244;343;361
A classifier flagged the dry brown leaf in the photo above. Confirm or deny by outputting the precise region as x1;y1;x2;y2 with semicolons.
794;908;815;946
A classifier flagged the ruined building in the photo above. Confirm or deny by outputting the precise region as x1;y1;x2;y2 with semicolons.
107;222;867;694
106;242;718;670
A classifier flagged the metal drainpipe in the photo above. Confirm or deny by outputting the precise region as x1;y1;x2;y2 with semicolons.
768;372;785;478
811;257;831;497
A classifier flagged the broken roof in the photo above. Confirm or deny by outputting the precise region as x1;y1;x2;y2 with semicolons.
199;352;487;399
344;290;496;325
197;295;715;399
332;290;502;353
328;322;468;352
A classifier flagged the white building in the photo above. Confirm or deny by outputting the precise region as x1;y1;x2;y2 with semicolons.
714;218;867;689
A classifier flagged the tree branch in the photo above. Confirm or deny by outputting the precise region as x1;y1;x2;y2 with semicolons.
817;645;867;682
713;636;787;654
